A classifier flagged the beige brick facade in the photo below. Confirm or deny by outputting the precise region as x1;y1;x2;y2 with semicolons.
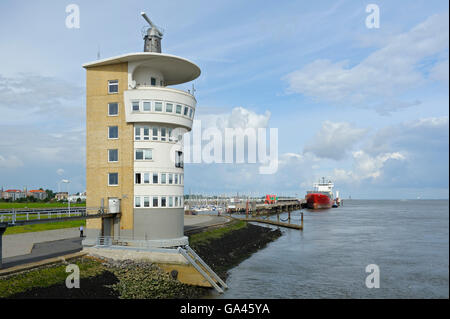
85;62;134;231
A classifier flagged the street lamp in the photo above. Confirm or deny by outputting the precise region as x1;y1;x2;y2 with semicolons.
61;179;70;215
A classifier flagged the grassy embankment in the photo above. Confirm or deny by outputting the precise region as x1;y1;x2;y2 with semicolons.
1;202;86;235
188;219;247;246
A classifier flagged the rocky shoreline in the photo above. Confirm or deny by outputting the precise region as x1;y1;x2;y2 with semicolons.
3;221;282;299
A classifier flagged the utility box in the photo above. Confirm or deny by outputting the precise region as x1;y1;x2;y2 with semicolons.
109;198;121;213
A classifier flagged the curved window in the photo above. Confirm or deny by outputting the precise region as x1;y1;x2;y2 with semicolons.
134;195;183;208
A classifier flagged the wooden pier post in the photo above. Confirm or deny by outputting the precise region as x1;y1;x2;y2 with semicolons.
288;211;291;224
301;212;304;229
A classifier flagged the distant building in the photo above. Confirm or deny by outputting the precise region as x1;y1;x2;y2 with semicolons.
28;189;48;200
3;189;26;201
68;192;87;202
55;192;69;201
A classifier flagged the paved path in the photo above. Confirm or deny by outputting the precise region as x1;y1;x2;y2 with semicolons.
2;228;80;258
1;215;229;269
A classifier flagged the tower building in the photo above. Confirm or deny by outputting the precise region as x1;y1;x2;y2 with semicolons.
82;13;200;247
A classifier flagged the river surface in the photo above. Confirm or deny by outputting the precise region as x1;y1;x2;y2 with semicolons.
215;200;449;298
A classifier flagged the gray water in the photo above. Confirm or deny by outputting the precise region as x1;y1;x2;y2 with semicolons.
217;200;449;298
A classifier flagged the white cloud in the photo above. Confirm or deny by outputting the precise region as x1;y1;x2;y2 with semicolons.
198;106;271;130
304;121;368;160
284;13;449;114
0;154;23;169
429;59;449;84
332;151;406;185
56;168;65;176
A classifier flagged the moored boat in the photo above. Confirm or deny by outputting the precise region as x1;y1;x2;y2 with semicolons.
306;178;334;209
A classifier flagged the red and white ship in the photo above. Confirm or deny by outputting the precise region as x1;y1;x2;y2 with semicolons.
306;178;334;209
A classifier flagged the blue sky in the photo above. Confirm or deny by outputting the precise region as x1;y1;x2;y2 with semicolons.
0;0;448;199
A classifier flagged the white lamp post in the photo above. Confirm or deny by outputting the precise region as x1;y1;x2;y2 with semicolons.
61;179;70;215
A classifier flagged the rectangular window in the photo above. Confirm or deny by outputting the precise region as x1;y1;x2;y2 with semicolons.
161;173;166;184
175;196;179;207
135;149;143;160
151;77;156;86
161;128;166;141
135;173;141;184
155;102;163;112
143;101;151;111
161;196;167;207
183;106;189;116
108;103;118;116
175;151;183;168
144;149;152;160
175;174;178;184
152;127;158;141
108;149;118;162
153;197;158;207
108;126;118;139
144;172;150;184
168;173;173;184
166;103;173;113
189;108;193;118
135;196;141;208
108;80;118;94
108;173;118;186
135;149;152;160
135;127;141;141
176;104;182;114
153;173;158;184
143;127;150;140
169;196;173;207
132;101;140;112
144;196;150;208
168;128;173;142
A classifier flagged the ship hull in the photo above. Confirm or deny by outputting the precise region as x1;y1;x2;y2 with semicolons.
306;193;332;209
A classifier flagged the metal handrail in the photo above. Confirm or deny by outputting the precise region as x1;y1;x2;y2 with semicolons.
95;236;187;249
0;207;111;226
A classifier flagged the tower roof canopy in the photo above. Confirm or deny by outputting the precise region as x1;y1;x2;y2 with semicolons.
83;52;200;85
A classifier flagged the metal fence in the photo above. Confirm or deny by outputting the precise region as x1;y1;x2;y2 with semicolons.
95;235;188;249
0;207;108;225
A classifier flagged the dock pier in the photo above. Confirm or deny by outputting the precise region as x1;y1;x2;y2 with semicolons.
228;199;305;230
227;199;305;216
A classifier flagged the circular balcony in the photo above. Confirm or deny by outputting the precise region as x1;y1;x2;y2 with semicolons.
124;87;196;130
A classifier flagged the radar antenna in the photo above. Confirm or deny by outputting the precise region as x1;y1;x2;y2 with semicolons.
141;12;164;53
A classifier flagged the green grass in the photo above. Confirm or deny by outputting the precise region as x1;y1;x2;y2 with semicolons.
1;202;87;235
4;220;86;235
189;220;247;246
0;257;104;298
0;202;85;210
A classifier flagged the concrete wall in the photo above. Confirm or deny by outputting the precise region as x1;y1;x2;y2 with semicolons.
133;208;184;240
